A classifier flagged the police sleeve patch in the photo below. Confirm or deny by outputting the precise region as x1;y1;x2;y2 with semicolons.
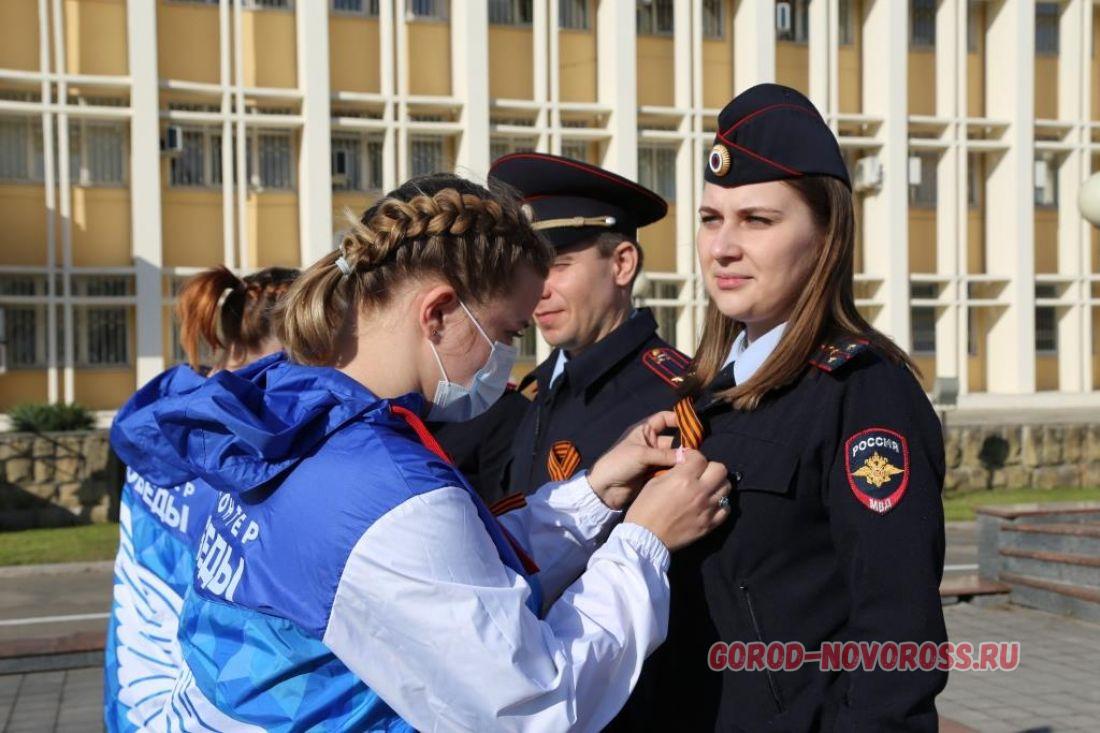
844;427;909;514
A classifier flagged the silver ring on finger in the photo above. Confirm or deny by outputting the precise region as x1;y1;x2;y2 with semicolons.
717;495;732;511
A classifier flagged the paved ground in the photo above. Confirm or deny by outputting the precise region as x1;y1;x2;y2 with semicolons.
0;668;102;732
0;562;112;645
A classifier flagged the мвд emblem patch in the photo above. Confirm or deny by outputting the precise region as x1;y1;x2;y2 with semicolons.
844;428;909;514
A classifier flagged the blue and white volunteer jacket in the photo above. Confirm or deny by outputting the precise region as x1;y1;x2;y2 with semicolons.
105;364;220;732
114;355;672;732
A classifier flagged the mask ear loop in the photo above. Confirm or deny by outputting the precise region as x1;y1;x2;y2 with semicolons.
428;328;450;383
458;300;494;349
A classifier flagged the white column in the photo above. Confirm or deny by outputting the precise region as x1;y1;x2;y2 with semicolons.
673;0;696;354
451;0;491;182
732;0;775;92
860;0;910;349
52;0;74;401
596;0;637;177
296;3;333;264
984;0;1036;394
127;0;166;387
532;0;550;153
380;0;398;192
935;0;963;384
807;0;829;112
36;0;58;402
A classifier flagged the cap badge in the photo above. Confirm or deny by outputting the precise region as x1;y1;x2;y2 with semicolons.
708;143;732;176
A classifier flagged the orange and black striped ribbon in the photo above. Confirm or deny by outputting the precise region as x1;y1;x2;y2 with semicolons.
674;396;704;450
546;440;582;482
489;492;528;517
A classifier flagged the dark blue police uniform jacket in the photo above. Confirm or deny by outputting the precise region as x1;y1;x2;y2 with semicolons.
618;338;947;732
505;308;688;495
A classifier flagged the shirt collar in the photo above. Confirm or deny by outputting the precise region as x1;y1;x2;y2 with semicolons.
536;308;658;397
723;322;787;385
549;350;568;388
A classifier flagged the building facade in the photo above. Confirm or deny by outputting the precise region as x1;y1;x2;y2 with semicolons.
0;0;1098;412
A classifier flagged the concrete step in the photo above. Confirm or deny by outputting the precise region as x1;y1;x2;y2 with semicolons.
1000;547;1100;588
975;502;1100;524
999;522;1100;557
999;572;1100;624
939;573;1010;601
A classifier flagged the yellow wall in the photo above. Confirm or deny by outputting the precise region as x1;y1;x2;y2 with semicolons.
1034;55;1058;120
637;204;677;273
489;27;533;100
0;186;48;266
913;355;935;392
158;2;220;83
408;22;451;96
967;51;985;117
838;47;861;114
775;43;809;97
242;7;297;89
637;36;675;107
967;308;991;393
1034;209;1058;273
559;30;597;103
908;209;936;274
1036;354;1058;391
332;192;377;232
71;188;130;267
0;0;40;71
908;50;935;116
330;16;381;94
701;11;733;110
162;191;224;268
1094;10;1100;120
64;0;127;76
0;371;49;411
967;210;985;274
1093;307;1100;387
248;193;299;268
74;368;135;410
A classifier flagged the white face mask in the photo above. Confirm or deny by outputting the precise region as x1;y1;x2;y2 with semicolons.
427;301;518;423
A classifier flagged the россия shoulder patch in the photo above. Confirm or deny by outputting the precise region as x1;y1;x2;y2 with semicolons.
844;427;909;514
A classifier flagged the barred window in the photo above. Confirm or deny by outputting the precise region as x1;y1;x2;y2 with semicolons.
245;0;293;8
911;308;936;354
967;308;979;357
776;0;809;43
254;132;293;189
0;118;38;182
559;0;588;30
73;275;132;368
636;279;681;344
967;153;983;209
1035;307;1057;353
911;0;935;48
1036;3;1059;55
702;0;723;39
638;145;677;201
332;0;379;13
490;136;536;162
408;0;446;19
332;133;383;191
839;0;855;45
637;0;674;35
560;140;590;163
3;307;43;367
69;121;126;186
489;0;532;25
410;136;446;177
171;130;206;186
908;152;937;207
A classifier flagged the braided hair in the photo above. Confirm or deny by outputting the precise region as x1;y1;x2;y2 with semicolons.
277;174;552;366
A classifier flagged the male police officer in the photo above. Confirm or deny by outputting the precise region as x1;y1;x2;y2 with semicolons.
488;153;689;497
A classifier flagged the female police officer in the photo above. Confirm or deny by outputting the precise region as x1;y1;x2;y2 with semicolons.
111;175;732;731
623;84;948;732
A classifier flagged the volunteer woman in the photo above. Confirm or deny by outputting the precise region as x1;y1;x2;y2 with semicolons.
112;175;731;732
626;84;948;732
105;265;298;731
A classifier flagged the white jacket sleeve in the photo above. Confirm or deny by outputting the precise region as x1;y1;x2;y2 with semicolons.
322;485;670;733
496;471;621;602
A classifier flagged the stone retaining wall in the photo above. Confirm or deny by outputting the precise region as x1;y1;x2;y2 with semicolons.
944;424;1100;494
0;431;119;530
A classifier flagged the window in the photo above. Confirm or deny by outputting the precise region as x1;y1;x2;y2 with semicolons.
908;152;937;207
69;121;126;186
776;0;809;43
839;0;855;45
911;0;935;48
559;0;588;30
638;146;677;201
0;117;43;182
702;0;723;39
1034;155;1058;208
1035;2;1059;55
244;0;293;8
489;0;532;25
332;0;379;13
0;276;47;369
490;137;536;162
1035;307;1057;353
635;279;681;344
967;153;983;209
967;0;983;53
254;132;293;189
910;284;937;355
73;276;132;368
170;130;207;186
517;328;537;359
637;0;674;35
560;140;590;163
332;133;383;192
967;308;979;356
410;136;446;177
408;0;446;20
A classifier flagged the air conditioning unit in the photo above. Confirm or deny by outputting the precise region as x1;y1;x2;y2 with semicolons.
161;125;184;156
852;156;883;193
776;2;793;33
332;148;350;185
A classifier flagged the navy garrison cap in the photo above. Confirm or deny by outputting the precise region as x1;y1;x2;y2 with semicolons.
705;83;851;190
489;153;668;250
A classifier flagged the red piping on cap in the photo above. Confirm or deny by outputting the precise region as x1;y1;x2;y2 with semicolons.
491;153;667;209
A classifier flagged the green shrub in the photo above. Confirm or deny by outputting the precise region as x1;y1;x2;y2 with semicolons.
8;403;95;433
